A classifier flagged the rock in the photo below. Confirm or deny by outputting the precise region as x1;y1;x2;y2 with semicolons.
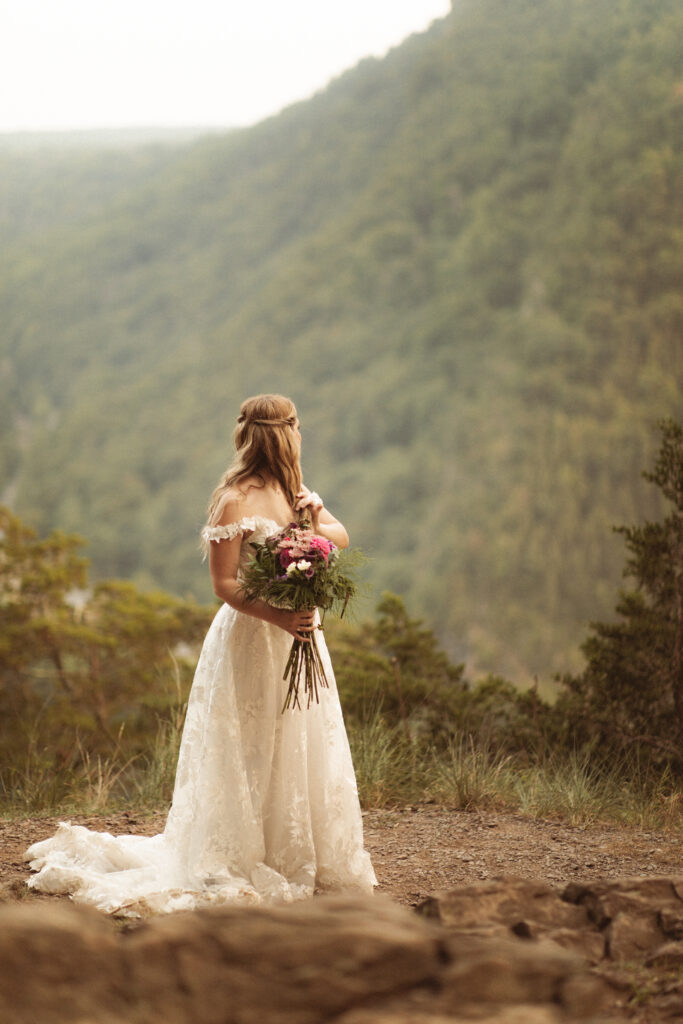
440;932;603;1014
423;874;683;965
419;878;588;931
654;992;683;1016
0;902;124;1024
604;911;663;961
15;874;683;1023
418;878;605;962
419;873;683;1020
659;906;683;940
645;940;683;967
123;896;443;1024
562;876;683;961
535;926;606;963
337;1010;561;1024
563;877;683;928
0;894;607;1024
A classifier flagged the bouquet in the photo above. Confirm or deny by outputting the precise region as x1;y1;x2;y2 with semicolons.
240;510;359;712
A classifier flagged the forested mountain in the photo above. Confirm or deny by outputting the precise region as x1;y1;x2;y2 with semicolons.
1;0;681;681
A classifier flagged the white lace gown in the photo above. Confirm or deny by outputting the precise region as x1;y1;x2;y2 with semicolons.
25;517;377;916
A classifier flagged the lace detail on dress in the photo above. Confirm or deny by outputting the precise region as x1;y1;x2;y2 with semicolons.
201;515;281;546
25;515;377;916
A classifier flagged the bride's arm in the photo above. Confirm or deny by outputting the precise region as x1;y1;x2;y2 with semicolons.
295;487;349;549
208;501;315;641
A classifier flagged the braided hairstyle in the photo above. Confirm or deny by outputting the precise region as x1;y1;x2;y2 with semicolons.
205;394;302;529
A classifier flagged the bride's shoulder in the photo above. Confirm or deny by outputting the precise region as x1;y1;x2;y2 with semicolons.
201;492;252;549
215;490;248;527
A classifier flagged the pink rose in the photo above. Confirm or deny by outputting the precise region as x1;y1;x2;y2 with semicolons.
309;536;335;560
279;549;293;568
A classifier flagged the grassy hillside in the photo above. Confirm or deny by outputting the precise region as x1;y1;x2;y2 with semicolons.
1;0;681;681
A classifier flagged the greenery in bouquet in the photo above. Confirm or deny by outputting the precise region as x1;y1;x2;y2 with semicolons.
239;522;362;712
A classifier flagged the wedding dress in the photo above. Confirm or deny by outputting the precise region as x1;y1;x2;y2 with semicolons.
25;516;377;916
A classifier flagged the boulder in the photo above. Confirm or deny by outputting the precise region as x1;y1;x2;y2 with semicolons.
418;878;605;963
645;940;683;968
562;876;683;961
422;875;683;1021
0;894;606;1024
422;875;683;965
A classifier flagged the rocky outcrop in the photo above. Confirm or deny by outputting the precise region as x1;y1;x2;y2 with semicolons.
563;877;683;963
419;878;603;961
0;893;605;1024
421;875;683;960
6;876;683;1023
421;875;683;1020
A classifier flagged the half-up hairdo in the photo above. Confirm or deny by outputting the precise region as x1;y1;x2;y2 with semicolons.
204;394;302;535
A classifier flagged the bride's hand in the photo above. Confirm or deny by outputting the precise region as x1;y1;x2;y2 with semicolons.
295;490;323;531
276;607;316;641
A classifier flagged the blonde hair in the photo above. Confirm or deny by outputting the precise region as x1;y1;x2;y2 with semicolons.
204;393;302;532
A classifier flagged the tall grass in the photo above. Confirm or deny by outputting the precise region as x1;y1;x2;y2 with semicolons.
350;713;683;829
0;713;185;819
0;661;188;819
348;711;424;806
429;735;516;811
129;701;186;808
0;747;72;815
4;705;683;831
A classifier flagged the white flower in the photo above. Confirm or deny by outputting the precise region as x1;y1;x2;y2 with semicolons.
296;560;311;571
285;562;298;575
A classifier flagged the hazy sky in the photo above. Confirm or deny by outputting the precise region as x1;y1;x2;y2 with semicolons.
0;1;451;132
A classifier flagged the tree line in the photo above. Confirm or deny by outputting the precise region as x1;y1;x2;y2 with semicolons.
2;420;682;809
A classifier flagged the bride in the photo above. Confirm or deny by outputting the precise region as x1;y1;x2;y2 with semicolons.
25;394;377;915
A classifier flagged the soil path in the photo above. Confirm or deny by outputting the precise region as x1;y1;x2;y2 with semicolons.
2;804;679;905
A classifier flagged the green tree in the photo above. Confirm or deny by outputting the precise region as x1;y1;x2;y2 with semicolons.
331;592;554;755
330;591;468;742
563;420;683;765
0;505;214;770
0;507;94;742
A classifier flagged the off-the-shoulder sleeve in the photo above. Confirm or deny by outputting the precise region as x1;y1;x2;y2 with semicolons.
200;517;257;546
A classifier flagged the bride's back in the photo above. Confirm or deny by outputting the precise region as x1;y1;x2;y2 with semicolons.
218;476;296;529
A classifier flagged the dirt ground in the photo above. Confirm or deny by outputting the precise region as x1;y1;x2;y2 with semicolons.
5;804;680;905
3;804;683;1021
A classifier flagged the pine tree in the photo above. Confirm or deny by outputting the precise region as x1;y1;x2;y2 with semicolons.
564;420;683;764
